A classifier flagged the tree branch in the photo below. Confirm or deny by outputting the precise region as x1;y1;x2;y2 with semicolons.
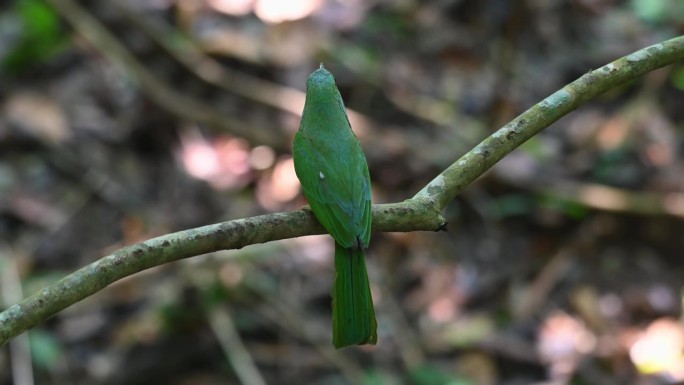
415;37;684;210
2;36;683;346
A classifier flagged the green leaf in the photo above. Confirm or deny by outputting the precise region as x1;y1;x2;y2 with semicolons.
540;193;590;220
409;365;473;385
2;0;68;74
489;194;533;218
362;370;401;385
630;0;667;22
672;66;684;91
29;330;63;369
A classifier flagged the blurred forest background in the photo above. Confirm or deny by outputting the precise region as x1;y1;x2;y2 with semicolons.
1;0;684;384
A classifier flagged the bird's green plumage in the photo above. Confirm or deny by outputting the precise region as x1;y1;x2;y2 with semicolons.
333;244;376;347
293;66;377;348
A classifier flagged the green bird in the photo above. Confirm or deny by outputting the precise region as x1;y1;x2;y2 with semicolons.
293;65;377;348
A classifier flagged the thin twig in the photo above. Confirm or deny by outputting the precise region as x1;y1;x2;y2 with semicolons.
207;307;267;385
46;0;285;149
244;277;367;383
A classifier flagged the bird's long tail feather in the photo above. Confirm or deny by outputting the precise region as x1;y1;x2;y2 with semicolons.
332;242;377;348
